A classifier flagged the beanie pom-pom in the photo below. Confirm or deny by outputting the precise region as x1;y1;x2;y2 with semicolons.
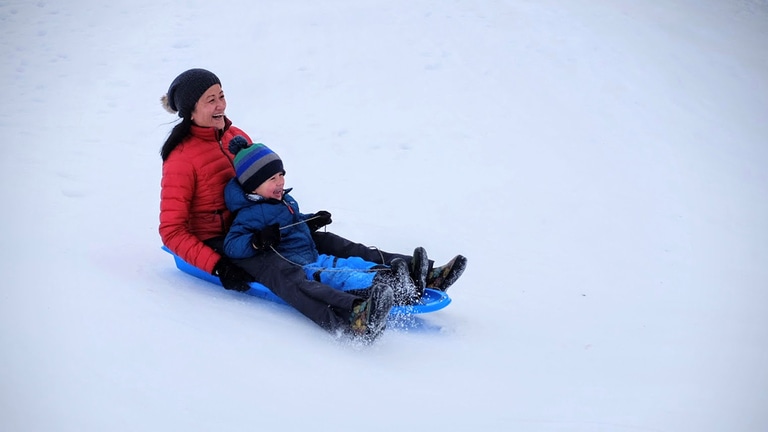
160;94;176;114
229;135;250;155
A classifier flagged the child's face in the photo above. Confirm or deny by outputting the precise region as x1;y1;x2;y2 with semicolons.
253;172;285;200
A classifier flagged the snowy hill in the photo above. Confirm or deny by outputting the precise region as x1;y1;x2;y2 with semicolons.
1;1;767;431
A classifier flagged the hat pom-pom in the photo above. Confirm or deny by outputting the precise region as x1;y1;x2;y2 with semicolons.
229;135;250;155
160;94;176;114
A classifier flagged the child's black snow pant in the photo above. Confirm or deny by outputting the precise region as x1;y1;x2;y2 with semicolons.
206;237;363;332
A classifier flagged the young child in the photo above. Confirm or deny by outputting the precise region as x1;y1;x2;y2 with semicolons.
222;136;427;340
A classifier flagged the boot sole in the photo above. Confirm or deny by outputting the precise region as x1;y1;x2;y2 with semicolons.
364;284;394;342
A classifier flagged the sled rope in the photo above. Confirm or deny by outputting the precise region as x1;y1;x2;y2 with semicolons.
278;219;308;230
368;246;386;265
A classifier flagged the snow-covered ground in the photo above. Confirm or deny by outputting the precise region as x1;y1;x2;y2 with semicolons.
2;1;767;431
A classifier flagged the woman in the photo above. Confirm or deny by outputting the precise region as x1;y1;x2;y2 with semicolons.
158;68;466;338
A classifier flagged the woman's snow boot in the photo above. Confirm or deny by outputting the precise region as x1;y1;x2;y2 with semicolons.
426;255;467;292
409;247;429;298
373;258;420;305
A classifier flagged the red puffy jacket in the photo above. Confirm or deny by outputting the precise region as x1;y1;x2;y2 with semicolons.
159;118;252;274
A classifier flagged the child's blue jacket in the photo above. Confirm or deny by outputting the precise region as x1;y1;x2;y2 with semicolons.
223;178;319;264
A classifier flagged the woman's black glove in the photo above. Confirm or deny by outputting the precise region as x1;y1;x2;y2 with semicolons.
212;257;254;292
251;224;281;250
307;211;332;232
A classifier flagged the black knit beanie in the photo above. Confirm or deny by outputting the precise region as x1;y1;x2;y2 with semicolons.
161;68;221;118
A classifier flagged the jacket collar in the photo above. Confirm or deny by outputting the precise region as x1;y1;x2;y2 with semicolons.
246;188;292;204
245;188;293;204
189;116;233;142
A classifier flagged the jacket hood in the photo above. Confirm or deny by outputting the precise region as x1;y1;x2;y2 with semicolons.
224;178;252;213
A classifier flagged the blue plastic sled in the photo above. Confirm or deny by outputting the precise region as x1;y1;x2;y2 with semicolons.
162;246;451;315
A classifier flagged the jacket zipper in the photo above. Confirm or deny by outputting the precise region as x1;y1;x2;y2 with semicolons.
218;137;236;170
282;199;295;215
217;136;234;234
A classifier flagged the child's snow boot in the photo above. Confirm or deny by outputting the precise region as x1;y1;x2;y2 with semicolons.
426;255;467;292
374;258;420;305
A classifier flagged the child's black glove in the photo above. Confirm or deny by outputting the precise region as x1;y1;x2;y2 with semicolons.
251;224;281;250
212;257;254;292
307;211;332;232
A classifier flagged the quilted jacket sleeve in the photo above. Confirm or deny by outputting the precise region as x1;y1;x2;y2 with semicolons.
223;214;261;260
159;157;221;273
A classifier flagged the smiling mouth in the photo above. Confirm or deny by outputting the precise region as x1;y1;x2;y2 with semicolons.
212;114;224;119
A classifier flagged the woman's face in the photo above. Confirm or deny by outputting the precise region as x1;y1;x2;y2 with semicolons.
191;84;226;129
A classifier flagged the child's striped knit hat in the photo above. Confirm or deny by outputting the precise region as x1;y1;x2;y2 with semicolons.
228;135;284;192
